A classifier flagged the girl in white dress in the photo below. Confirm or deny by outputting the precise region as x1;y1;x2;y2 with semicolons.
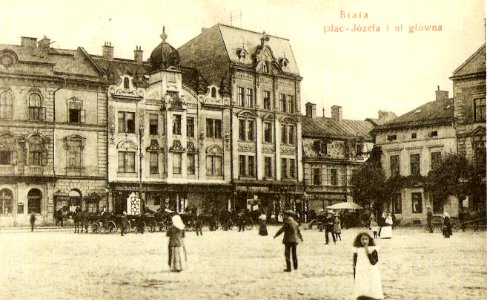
353;232;384;300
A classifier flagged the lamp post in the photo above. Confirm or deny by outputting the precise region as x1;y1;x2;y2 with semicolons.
139;125;144;214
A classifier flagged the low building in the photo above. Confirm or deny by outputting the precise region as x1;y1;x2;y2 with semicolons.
374;88;457;224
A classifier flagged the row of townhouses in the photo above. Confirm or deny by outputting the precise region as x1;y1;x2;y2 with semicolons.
0;24;484;226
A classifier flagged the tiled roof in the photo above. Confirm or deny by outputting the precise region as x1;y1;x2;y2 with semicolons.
452;44;486;78
0;44;105;82
375;98;454;131
365;118;389;126
178;23;299;86
301;116;375;141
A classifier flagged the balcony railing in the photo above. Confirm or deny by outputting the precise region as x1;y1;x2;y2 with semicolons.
28;107;46;121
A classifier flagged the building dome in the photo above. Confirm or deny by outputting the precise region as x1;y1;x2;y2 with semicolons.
149;27;180;71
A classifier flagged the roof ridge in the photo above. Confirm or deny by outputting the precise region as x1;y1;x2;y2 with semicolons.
452;43;486;76
218;23;290;41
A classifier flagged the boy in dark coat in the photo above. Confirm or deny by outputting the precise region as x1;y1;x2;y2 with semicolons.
324;211;336;244
274;211;304;272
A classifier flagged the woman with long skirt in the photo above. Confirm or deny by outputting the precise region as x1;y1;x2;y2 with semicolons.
167;214;186;272
258;211;268;236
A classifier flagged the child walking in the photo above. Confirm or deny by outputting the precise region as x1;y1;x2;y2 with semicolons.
353;232;384;300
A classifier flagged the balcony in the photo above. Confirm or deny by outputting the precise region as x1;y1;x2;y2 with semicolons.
27;166;44;175
0;165;14;174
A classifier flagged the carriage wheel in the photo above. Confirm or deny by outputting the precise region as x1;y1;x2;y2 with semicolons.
245;219;254;230
92;222;99;233
104;221;117;234
149;220;157;232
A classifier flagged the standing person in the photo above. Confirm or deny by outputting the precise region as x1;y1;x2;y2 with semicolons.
380;213;393;239
274;211;303;272
442;211;452;238
378;211;387;237
258;210;268;236
30;212;36;232
238;209;246;232
167;214;186;272
426;206;433;233
324;210;336;245
334;214;342;241
120;211;129;236
195;215;203;236
353;232;384;300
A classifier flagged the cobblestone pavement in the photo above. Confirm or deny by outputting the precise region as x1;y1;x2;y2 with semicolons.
0;226;485;299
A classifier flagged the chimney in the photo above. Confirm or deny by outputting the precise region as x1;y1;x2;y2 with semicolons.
331;105;342;121
102;42;114;60
305;102;317;119
435;85;449;101
21;36;37;48
322;108;325;118
378;110;397;121
38;36;51;50
134;46;143;64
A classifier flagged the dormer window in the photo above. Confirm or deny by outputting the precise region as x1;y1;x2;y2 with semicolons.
430;131;438;138
411;133;417;139
387;134;397;141
262;62;269;73
211;87;217;98
123;77;130;89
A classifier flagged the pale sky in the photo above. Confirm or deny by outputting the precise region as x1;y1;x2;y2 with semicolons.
1;0;485;120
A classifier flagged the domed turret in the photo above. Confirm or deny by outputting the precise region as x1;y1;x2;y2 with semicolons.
149;26;180;71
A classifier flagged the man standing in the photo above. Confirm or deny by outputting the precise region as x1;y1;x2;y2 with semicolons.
30;212;36;232
237;209;246;232
324;210;336;245
426;206;433;233
274;211;303;272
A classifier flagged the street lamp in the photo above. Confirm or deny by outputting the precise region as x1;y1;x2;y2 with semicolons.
139;125;144;213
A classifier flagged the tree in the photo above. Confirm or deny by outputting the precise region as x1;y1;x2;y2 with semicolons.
426;154;484;210
350;146;387;212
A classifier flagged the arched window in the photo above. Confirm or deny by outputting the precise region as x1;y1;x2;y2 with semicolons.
0;189;12;215
28;93;44;120
211;87;217;98
123;77;130;89
0;91;13;119
69;189;82;208
28;189;42;213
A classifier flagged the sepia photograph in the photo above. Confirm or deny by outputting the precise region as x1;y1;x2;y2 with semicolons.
0;0;485;299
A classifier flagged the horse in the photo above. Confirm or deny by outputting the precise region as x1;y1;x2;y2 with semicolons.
67;210;89;233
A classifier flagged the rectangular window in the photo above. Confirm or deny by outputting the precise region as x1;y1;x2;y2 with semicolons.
474;98;486;122
206;119;222;139
149;114;158;135
321;141;328;155
29;143;44;166
239;119;246;141
186;117;194;137
0;151;11;165
173;153;182;174
287;95;294;113
356;143;363;155
264;121;273;143
246;88;254;107
173;115;182;135
149;152;159;174
412;192;423;213
118;112;135;133
280;94;286;112
474;140;486;169
237;87;244;106
313;168;321;185
247;120;254;141
281;124;287;144
392;193;402;214
248;156;255;177
214;156;222;176
411;133;417;139
118;152;135;173
67;141;82;167
430;131;438;138
290;159;296;178
330;169;338;186
410;153;420;176
187;154;195;175
387;134;397;141
239;155;246;177
390;155;400;177
430;152;441;170
288;124;295;145
264;157;273;178
281;158;288;178
263;91;271;110
68;102;83;123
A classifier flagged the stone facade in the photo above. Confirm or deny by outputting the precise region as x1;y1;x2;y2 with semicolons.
0;37;108;226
